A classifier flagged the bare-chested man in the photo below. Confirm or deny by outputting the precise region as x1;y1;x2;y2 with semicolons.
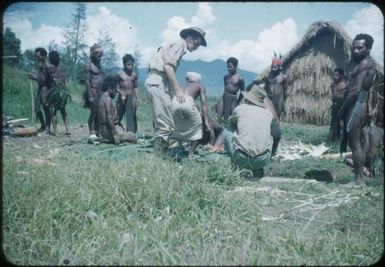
340;33;382;187
116;54;139;133
46;50;70;135
222;57;245;120
328;68;348;142
261;56;288;119
97;76;137;145
28;47;51;133
84;44;105;138
170;71;214;157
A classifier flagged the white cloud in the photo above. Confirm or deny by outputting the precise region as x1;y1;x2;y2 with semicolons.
185;18;300;73
160;2;215;43
153;2;299;73
85;6;138;63
345;4;384;64
3;11;65;52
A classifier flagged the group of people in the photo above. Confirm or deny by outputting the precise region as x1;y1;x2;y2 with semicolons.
82;44;139;144
29;26;382;184
144;26;286;176
28;48;70;136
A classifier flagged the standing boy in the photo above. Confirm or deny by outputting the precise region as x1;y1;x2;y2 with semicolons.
222;57;245;120
116;54;139;133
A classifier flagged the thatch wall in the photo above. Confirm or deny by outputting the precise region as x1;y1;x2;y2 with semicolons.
262;21;384;126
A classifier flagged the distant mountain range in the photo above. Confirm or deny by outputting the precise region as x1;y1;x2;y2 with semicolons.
137;59;257;97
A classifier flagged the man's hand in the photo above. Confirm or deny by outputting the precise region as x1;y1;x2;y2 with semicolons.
28;73;36;80
175;88;185;103
205;126;215;144
113;134;120;145
132;97;139;108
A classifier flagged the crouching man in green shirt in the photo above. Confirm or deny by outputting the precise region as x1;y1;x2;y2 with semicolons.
224;85;273;178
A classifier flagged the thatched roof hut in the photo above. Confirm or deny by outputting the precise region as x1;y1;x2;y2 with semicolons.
260;21;384;126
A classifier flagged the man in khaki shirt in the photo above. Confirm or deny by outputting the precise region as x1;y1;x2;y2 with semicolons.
225;85;274;178
145;27;207;155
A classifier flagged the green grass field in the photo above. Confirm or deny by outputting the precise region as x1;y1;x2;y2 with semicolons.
2;65;384;265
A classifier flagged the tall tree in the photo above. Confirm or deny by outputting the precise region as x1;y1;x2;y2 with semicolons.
64;3;87;64
19;49;35;72
97;30;119;75
48;40;60;52
3;27;21;67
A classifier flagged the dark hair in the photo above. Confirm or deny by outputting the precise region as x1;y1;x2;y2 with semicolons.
90;43;102;52
333;68;344;77
227;57;238;67
48;51;60;67
35;47;47;58
354;33;374;49
122;54;135;64
102;75;118;92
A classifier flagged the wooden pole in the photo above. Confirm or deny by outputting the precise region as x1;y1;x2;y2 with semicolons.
30;80;35;125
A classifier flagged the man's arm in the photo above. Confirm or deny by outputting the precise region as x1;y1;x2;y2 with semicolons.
84;63;94;102
41;65;51;105
239;76;245;91
28;73;37;81
198;84;212;132
105;98;118;135
282;75;288;100
228;108;238;128
356;63;376;93
163;64;185;103
133;73;139;107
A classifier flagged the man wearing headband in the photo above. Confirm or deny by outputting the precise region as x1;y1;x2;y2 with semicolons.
145;26;207;156
262;55;288;119
83;44;105;138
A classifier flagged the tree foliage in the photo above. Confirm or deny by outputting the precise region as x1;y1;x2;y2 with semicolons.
133;47;142;79
64;3;88;65
19;49;36;72
97;30;119;75
3;27;22;67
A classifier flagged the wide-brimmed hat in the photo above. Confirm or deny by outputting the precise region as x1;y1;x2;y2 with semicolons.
242;85;266;107
180;27;207;46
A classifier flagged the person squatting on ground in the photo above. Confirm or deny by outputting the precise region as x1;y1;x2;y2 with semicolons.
224;85;274;178
339;33;383;187
244;80;282;157
145;26;207;156
221;57;245;121
116;54;139;133
169;71;214;158
97;76;137;145
28;47;51;133
46;50;71;135
83;44;105;138
328;68;347;143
